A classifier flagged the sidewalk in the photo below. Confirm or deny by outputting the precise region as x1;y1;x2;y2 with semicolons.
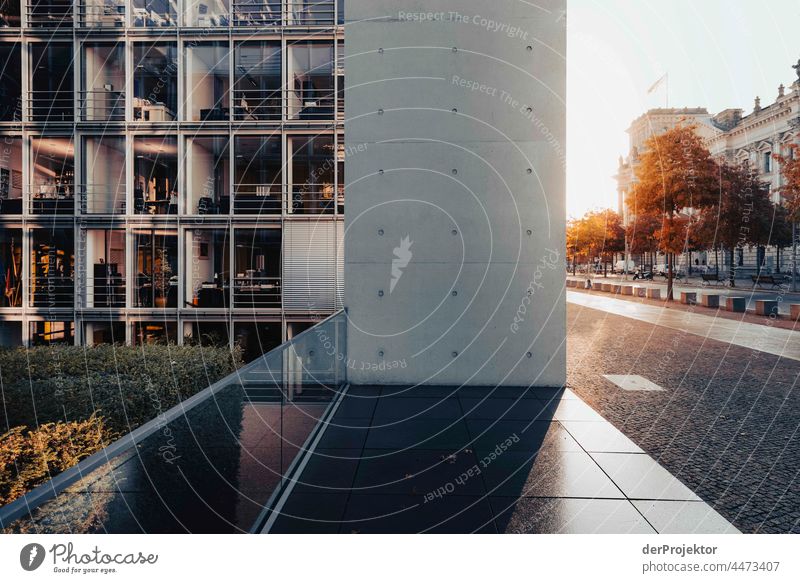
567;291;800;361
567;275;800;315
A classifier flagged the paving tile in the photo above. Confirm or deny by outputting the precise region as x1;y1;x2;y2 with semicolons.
334;394;379;418
466;419;582;455
373;396;462;420
546;398;607;422
352;448;485;496
560;420;644;453
530;386;578;401
293;449;361;493
365;418;471;450
456;386;540;399
380;385;462;398
316;420;370;449
492;497;656;534
633;501;739;533
591;453;701;501
459;397;550;421
341;494;496;533
480;448;625;499
270;493;350;534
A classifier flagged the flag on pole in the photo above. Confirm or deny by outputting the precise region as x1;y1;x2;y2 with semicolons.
647;74;667;94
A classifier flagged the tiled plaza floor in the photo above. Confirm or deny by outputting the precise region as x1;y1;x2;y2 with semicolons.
268;386;736;534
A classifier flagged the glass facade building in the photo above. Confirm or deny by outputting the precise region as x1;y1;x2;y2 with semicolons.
0;1;344;357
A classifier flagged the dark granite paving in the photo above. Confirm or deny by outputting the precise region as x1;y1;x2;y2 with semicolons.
566;303;800;534
269;385;733;534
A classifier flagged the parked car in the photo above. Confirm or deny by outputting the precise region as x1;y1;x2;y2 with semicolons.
614;259;636;274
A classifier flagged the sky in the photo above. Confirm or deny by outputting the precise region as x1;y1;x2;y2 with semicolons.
567;0;800;218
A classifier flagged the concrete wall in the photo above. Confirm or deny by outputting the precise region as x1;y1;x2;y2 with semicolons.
344;0;566;386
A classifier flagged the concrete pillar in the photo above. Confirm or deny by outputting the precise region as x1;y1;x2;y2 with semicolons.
701;294;720;308
592;282;603;291
634;286;647;297
646;288;661;300
343;0;566;386
601;283;613;292
680;292;697;305
790;304;800;321
621;285;633;296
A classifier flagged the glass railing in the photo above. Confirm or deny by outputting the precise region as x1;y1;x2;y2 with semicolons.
0;310;347;533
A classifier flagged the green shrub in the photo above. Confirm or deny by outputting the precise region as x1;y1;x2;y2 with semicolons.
0;416;115;506
0;344;242;435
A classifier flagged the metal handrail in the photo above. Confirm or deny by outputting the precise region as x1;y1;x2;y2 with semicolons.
79;90;125;122
82;275;126;308
78;186;126;214
233;275;281;308
232;88;282;121
29;276;75;307
27;92;74;122
289;183;337;215
233;184;282;214
27;2;74;27
76;2;125;26
286;86;335;120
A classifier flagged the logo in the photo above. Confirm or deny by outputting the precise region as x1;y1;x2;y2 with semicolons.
390;235;414;293
20;543;46;571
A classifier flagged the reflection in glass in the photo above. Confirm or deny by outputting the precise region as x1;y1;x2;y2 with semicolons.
133;43;178;122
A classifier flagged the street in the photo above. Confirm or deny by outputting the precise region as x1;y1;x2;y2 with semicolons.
567;297;800;533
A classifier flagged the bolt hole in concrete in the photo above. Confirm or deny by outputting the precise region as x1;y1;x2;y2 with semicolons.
603;374;665;392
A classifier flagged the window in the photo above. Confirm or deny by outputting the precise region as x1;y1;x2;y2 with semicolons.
185;229;229;308
0;228;22;307
289;135;335;214
232;0;281;27
185;136;229;214
234;41;281;121
0;1;21;27
133;321;178;345
287;41;334;120
764;152;772;173
185;0;229;26
28;0;72;28
0;43;21;120
133;43;178;122
233;229;281;308
30;321;74;345
234;136;281;214
185;43;231;121
134;137;178;215
133;229;178;308
30;43;74;122
79;0;125;28
30;137;75;215
81;43;125;121
84;229;126;308
132;0;176;27
30;228;74;308
82;136;125;214
0;137;22;214
84;321;126;345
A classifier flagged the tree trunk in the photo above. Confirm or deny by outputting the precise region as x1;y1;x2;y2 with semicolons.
714;248;719;275
667;252;674;300
728;247;736;287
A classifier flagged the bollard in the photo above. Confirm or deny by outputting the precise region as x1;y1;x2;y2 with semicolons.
634;286;647;297
592;282;603;291
621;285;634;296
611;284;622;294
646;288;661;300
790;304;800;321
701;294;720;308
755;299;779;317
725;297;746;313
601;283;613;292
680;292;697;305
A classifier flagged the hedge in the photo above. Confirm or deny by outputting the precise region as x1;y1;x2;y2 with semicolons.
0;344;243;436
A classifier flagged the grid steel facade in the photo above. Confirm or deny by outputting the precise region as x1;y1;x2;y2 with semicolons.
0;1;345;357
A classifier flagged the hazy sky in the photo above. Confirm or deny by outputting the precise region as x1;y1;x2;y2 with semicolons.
567;0;800;218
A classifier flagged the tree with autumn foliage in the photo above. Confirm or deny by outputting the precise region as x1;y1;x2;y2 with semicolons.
695;161;775;286
774;144;800;282
773;144;800;222
566;209;624;274
629;124;718;299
